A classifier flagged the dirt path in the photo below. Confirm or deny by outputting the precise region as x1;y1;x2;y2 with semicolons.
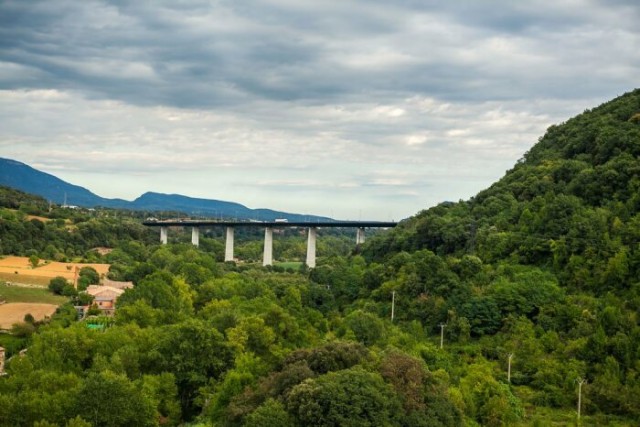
2;282;46;289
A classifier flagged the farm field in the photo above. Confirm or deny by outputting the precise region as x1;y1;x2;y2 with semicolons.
0;208;73;224
0;283;67;330
0;256;110;286
0;303;58;329
0;283;69;304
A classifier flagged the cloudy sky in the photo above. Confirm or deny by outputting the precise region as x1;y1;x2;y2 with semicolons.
1;0;638;220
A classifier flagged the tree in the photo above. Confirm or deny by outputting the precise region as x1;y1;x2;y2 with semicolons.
286;341;370;375
341;310;386;346
459;363;524;426
48;276;68;295
87;303;101;316
29;254;40;268
379;351;462;426
65;416;92;427
11;321;36;338
286;367;402;426
115;299;160;328
75;370;156;427
244;399;294;427
141;373;182;426
62;284;78;297
25;326;93;372
460;296;502;336
0;363;82;426
78;266;100;289
116;271;193;322
227;316;276;357
155;319;233;419
74;292;94;307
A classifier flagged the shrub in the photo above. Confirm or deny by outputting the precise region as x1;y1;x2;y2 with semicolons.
48;276;69;295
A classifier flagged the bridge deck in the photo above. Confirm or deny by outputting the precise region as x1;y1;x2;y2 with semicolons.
143;220;397;228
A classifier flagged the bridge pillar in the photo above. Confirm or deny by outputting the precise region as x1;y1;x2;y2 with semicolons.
263;227;273;266
191;227;200;247
306;227;317;268
160;226;168;244
356;227;366;245
225;227;235;262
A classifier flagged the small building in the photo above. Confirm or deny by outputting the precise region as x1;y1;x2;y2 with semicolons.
85;285;126;316
102;278;134;290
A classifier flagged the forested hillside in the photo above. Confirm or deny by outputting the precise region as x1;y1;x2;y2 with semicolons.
361;88;640;420
367;88;640;295
0;90;639;426
0;186;156;259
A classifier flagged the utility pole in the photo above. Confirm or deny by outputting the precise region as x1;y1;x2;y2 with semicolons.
391;291;395;322
576;377;587;420
439;323;446;349
507;353;513;383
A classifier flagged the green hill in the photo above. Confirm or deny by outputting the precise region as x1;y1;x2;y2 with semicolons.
0;158;333;222
352;89;640;423
365;88;640;294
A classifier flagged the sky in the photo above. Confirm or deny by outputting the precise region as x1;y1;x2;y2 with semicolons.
1;1;638;220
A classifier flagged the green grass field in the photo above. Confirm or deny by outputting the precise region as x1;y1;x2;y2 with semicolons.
0;283;68;304
274;261;304;270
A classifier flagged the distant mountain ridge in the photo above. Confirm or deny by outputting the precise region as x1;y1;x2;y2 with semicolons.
0;157;128;208
0;157;331;221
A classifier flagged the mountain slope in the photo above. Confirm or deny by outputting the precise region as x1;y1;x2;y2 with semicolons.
0;157;126;207
130;192;331;221
365;88;640;294
0;158;331;221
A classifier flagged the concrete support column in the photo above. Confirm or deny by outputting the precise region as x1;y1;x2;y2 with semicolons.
263;227;273;266
306;227;317;268
191;227;200;247
0;346;5;375
356;227;366;245
160;226;168;244
225;227;235;262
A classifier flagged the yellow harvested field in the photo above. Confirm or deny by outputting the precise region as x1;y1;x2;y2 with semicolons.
0;256;110;284
0;303;58;329
26;214;51;222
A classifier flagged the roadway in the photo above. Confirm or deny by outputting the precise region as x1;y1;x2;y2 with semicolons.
142;220;397;228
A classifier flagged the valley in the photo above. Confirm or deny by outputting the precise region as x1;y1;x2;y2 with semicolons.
0;90;639;426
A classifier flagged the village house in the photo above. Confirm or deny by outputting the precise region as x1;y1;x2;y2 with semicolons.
81;281;133;316
85;285;123;315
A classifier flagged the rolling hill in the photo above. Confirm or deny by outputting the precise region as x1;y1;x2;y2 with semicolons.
365;88;640;294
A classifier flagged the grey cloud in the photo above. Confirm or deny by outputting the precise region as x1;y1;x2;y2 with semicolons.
0;0;638;219
2;0;637;110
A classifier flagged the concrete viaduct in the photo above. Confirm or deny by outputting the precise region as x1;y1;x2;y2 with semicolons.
142;220;397;268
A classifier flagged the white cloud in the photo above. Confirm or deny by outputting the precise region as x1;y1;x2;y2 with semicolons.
0;0;638;219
